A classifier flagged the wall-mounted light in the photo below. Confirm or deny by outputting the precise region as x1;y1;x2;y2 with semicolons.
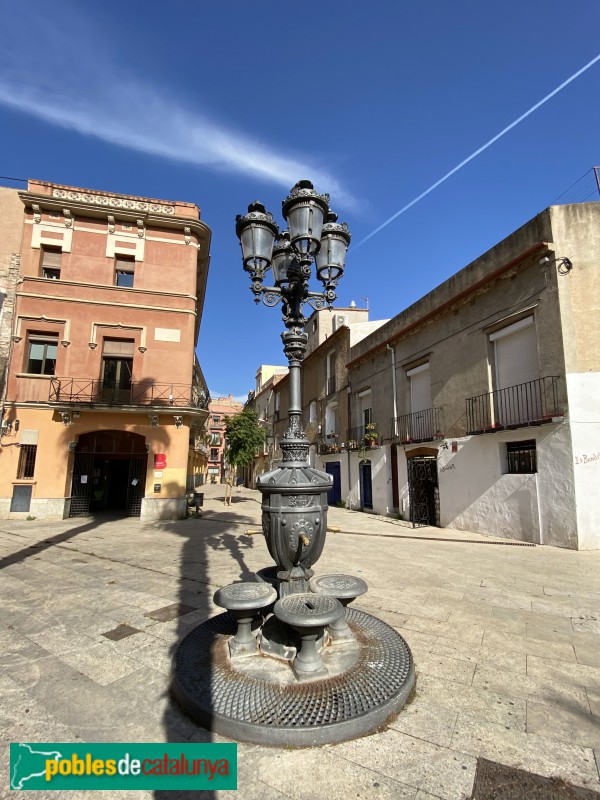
173;415;183;429
539;255;573;275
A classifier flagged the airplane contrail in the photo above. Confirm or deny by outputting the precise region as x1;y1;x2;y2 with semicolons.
356;53;600;247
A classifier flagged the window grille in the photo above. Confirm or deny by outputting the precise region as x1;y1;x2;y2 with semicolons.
506;440;537;474
17;445;37;478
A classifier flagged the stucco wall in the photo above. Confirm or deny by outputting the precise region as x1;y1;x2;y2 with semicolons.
438;424;576;547
566;373;600;550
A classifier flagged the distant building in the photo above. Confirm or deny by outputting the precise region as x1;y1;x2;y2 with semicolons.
0;180;211;520
207;394;243;482
245;366;288;486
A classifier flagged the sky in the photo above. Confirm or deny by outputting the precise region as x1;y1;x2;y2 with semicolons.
1;0;599;402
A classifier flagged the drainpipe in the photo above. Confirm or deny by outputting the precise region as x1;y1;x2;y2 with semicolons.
387;344;398;438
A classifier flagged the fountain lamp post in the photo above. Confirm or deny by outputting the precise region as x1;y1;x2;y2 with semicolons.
235;181;351;596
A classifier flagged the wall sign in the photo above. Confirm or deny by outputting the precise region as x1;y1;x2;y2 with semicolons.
154;453;167;469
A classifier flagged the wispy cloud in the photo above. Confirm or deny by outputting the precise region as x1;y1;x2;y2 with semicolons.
0;5;358;210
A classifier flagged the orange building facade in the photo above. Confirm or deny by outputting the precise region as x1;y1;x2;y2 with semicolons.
206;395;243;482
0;180;211;520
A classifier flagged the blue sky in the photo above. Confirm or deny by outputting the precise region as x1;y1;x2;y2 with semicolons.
1;0;599;401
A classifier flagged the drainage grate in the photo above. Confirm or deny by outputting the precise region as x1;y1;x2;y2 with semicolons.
101;624;141;641
144;603;196;622
171;607;415;746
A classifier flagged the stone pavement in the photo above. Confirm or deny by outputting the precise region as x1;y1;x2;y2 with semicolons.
1;482;599;799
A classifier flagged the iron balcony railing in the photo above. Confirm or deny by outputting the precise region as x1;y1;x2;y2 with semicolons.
466;376;561;434
391;407;442;443
318;434;342;455
346;424;380;450
49;378;210;409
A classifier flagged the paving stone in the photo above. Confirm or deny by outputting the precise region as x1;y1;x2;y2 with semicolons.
575;642;600;669
527;700;600;749
415;673;526;730
27;626;99;655
451;715;600;790
527;655;600;691
474;663;591;714
402;615;485;646
58;641;139;685
587;689;600;716
333;728;476;800
389;700;459;747
432;640;527;674
415;651;477;686
250;748;418;800
482;629;578;662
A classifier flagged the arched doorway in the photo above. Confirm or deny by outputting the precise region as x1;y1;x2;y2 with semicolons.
70;430;148;517
359;459;373;510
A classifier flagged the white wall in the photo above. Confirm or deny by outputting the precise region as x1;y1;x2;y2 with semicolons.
567;372;600;549
439;424;577;547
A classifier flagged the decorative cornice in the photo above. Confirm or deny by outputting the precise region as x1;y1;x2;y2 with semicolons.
52;188;176;215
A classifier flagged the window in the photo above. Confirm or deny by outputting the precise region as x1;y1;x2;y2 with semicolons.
407;363;431;413
326;351;336;394
407;362;433;438
210;448;219;462
27;333;58;374
309;400;317;422
115;256;135;287
491;317;541;427
17;445;37;478
506;440;537;474
41;247;62;280
101;339;133;402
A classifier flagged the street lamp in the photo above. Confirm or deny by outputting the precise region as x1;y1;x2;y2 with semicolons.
236;180;351;596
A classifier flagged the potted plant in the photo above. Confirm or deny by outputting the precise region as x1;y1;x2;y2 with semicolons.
363;422;379;446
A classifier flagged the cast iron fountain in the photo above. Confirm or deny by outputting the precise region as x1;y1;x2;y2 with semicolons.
171;181;415;745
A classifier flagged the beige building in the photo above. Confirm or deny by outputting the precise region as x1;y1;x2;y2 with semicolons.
0;180;211;520
344;202;599;549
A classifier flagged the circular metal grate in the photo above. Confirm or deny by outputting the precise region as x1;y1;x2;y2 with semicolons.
171;608;415;746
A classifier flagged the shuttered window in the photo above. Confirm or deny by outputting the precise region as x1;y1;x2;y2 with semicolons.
41;247;62;279
115;256;135;287
408;363;431;413
102;339;135;356
491;317;539;390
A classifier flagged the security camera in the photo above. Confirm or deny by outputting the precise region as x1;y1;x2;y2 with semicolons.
539;256;551;265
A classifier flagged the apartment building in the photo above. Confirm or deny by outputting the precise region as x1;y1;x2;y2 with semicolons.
0;180;211;520
345;203;599;549
206;395;243;482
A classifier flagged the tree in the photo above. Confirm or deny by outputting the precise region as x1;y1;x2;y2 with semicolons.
223;407;266;469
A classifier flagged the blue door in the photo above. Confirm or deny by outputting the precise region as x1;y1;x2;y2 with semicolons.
359;460;373;509
325;461;341;506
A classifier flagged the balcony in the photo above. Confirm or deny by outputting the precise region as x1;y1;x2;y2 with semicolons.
466;376;561;435
49;378;210;409
346;423;381;451
318;433;341;455
391;408;442;444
